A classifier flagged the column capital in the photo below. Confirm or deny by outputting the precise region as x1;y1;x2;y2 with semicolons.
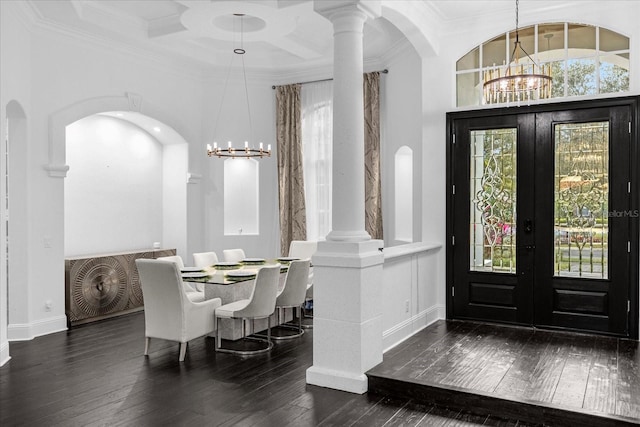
313;0;381;22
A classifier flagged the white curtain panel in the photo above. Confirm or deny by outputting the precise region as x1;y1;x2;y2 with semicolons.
301;80;333;242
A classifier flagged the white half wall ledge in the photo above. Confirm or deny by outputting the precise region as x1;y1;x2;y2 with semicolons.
44;164;70;178
187;172;202;184
383;241;441;261
306;366;369;394
0;342;10;367
7;315;67;341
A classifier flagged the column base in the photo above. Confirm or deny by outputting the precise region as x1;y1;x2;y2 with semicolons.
306;366;368;394
326;229;371;242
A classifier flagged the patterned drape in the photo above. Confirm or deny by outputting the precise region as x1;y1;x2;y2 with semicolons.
276;84;307;255
364;72;383;240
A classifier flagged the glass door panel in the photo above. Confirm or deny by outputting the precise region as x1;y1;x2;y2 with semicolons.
553;122;609;279
470;129;517;273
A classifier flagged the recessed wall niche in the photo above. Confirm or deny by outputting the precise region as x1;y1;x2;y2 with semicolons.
394;146;413;243
65;115;163;256
224;158;259;235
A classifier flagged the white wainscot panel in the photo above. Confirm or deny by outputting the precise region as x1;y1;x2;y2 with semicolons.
381;242;443;351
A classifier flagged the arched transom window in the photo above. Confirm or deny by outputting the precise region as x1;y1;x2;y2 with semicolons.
456;23;630;107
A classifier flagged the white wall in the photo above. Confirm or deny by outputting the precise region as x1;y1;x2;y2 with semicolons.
1;1;207;342
162;143;188;258
1;2;34;359
381;42;423;247
65;115;163;256
382;243;443;351
201;76;280;262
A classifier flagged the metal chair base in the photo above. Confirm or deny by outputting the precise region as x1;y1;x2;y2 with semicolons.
269;323;304;340
214;316;273;356
255;307;304;340
215;336;274;355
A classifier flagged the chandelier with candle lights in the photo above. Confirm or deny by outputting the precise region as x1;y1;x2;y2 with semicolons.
207;13;271;159
483;0;552;104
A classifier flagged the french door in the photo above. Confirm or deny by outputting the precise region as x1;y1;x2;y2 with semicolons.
447;98;638;338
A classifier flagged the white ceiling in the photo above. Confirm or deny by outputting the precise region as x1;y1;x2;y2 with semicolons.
26;1;530;73
28;0;415;73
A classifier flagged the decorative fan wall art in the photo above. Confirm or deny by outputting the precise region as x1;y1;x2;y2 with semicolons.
65;248;176;326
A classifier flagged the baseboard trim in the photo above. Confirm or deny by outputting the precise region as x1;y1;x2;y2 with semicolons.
8;315;68;341
0;340;10;367
306;366;368;394
383;304;445;352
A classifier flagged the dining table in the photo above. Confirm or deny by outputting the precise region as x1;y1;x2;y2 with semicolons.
182;257;299;340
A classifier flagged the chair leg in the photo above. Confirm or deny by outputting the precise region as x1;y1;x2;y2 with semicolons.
267;315;272;345
144;337;150;356
214;315;220;351
179;342;187;362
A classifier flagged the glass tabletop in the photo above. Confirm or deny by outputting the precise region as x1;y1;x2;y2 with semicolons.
182;261;287;285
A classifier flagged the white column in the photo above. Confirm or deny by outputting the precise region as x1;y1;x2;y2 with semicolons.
307;0;383;394
325;5;370;242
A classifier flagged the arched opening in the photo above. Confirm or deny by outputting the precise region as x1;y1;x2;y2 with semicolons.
4;101;28;346
64;112;187;256
38;95;191;335
0;100;27;366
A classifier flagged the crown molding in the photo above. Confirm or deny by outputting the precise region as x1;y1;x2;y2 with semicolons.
379;37;416;65
4;0;41;30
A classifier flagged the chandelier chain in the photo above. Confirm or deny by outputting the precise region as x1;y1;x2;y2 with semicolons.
207;13;270;159
212;50;235;145
515;0;519;34
482;0;552;104
239;16;254;145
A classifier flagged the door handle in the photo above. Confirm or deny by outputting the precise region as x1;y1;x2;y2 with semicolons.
524;219;533;233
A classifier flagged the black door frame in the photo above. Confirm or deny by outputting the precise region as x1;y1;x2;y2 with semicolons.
446;96;639;339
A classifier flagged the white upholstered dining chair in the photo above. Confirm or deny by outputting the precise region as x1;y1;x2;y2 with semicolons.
222;248;246;263
288;240;318;261
193;251;219;268
272;259;310;339
288;240;317;327
157;254;205;301
136;259;221;362
213;264;280;355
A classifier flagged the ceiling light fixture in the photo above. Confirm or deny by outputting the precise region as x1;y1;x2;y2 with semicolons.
207;13;270;159
483;0;552;104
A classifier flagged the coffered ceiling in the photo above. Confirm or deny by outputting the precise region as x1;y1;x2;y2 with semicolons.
27;1;561;74
27;0;410;72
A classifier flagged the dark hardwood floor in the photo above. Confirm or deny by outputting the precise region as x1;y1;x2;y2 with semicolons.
367;320;640;427
1;312;531;426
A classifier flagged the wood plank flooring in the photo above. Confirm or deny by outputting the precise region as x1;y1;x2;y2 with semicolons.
367;320;640;427
1;312;530;426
